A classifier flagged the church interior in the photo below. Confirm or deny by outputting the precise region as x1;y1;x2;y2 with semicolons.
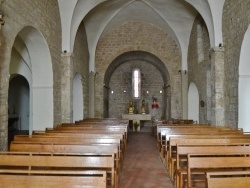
1;0;250;187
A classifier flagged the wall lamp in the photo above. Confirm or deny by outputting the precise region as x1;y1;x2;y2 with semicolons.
178;70;187;74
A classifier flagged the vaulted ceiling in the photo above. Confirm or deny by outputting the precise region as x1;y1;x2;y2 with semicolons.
58;0;225;71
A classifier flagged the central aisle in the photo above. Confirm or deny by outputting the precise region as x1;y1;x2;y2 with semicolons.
119;132;173;188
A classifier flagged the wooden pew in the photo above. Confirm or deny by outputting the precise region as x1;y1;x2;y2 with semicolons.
176;144;250;188
152;119;195;137
165;134;250;163
167;137;250;180
0;152;117;188
156;125;211;147
161;130;245;164
0;170;107;188
187;153;250;188
161;119;193;124
206;171;250;188
13;136;124;165
157;125;237;151
10;142;121;171
15;134;124;148
42;128;128;145
75;118;128;124
31;131;127;150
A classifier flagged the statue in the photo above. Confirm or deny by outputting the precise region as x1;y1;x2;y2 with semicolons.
141;99;146;114
128;100;134;114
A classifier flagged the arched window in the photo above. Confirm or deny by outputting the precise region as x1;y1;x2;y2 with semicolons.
132;68;141;99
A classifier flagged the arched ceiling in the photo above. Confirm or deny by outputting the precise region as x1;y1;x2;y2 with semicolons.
58;0;225;72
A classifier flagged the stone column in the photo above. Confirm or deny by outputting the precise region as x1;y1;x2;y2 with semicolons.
163;83;171;120
0;13;8;151
181;70;188;119
210;47;225;126
61;52;74;123
89;71;95;118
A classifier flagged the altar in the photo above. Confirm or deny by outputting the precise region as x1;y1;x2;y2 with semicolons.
122;114;151;131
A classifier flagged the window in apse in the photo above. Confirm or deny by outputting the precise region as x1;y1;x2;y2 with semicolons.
132;68;141;99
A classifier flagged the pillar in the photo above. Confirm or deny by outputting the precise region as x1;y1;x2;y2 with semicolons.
61;52;74;123
0;11;8;150
210;47;225;126
89;71;95;118
181;70;188;119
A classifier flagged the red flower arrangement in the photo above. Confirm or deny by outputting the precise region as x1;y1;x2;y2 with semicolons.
151;103;159;109
151;96;159;109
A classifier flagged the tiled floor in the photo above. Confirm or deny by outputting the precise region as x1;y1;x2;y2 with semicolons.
119;132;173;188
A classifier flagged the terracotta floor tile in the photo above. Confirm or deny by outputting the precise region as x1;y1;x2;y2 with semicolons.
119;132;174;188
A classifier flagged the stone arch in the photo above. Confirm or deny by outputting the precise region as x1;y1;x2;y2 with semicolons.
73;73;84;122
104;51;170;86
188;82;199;123
95;21;182;118
238;25;250;132
10;26;54;133
103;51;170;119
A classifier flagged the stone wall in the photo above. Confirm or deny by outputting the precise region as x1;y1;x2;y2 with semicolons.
0;0;61;150
188;15;211;124
109;60;164;120
95;22;182;119
73;22;89;118
223;0;250;127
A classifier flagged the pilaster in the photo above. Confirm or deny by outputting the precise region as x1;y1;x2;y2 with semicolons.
210;47;225;126
61;52;74;123
181;70;188;119
89;71;95;118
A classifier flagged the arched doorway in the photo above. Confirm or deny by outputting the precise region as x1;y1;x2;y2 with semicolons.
188;82;199;123
8;75;30;144
10;26;53;134
73;73;84;122
238;25;250;132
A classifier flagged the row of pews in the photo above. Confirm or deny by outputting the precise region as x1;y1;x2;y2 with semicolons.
154;120;250;188
1;118;128;188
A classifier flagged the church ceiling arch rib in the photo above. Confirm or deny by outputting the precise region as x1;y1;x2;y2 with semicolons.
58;0;107;52
104;51;170;87
84;0;197;71
185;0;225;47
58;0;218;71
84;0;134;72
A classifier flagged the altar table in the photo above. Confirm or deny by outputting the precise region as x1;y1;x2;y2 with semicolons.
122;114;151;131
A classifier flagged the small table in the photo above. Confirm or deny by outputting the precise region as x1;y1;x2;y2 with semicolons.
122;114;151;131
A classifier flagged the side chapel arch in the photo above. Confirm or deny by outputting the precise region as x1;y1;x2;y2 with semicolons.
9;26;54;134
238;25;250;132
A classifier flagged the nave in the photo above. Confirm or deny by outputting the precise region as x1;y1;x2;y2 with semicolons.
119;132;173;188
4;119;250;188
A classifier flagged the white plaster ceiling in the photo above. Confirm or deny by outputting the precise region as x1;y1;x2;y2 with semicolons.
58;0;225;71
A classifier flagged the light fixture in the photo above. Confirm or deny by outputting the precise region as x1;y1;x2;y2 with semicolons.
160;90;162;93
146;91;149;94
123;90;126;93
111;91;114;94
